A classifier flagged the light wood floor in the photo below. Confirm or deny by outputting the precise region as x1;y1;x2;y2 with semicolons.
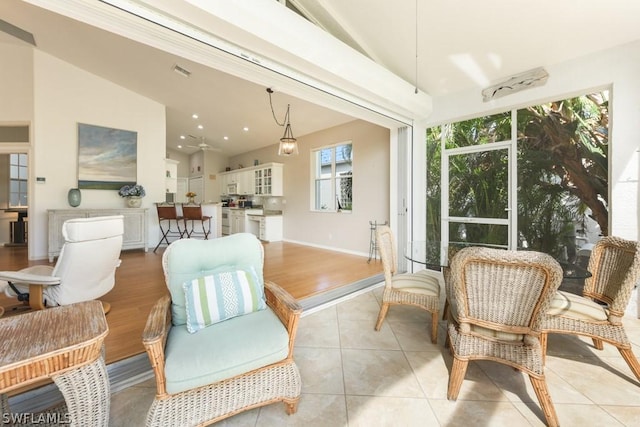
0;241;383;365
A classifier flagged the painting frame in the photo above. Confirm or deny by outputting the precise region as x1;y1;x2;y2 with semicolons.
77;123;138;190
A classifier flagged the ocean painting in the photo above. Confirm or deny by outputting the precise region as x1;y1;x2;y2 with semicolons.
77;123;138;190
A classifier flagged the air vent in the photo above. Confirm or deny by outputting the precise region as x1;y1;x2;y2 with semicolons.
172;64;191;78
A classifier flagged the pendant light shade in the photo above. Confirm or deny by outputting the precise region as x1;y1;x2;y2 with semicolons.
267;88;299;156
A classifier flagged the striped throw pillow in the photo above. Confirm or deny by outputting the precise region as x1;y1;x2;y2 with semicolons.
183;268;266;333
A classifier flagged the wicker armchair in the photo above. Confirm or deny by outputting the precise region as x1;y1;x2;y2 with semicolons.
142;233;302;426
374;226;441;343
541;236;640;382
446;247;563;427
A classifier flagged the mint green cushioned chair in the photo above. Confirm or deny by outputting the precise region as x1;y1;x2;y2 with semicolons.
143;233;302;426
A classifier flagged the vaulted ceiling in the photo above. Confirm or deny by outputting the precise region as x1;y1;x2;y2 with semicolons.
2;0;640;156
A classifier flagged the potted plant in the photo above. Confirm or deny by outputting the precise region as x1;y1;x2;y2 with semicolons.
119;184;146;208
186;191;196;204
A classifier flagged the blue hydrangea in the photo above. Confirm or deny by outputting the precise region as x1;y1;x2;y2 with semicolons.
118;184;146;197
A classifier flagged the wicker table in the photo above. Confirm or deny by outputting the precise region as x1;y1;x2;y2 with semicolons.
0;300;109;426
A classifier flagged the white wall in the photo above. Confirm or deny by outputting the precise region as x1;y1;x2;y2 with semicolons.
424;40;640;241
231;119;390;256
30;50;167;259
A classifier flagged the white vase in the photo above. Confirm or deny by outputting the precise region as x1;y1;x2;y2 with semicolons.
126;196;142;208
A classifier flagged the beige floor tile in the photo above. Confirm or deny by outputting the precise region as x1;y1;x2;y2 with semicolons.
342;348;424;398
389;319;443;351
296;305;340;348
346;395;439;427
109;382;155;427
294;347;345;395
429;399;532;427
336;292;382;321
515;401;626;427
600;405;640;426
257;393;347;426
339;318;400;350
407;352;509;401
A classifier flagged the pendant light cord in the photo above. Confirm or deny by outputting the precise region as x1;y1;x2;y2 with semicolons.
267;88;287;127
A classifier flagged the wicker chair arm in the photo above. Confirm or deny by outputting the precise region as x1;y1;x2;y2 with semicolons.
264;280;302;356
142;294;172;397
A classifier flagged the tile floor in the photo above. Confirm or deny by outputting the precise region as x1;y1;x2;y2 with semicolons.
110;285;640;426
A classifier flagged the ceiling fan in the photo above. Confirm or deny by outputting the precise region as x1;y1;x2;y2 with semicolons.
186;135;221;152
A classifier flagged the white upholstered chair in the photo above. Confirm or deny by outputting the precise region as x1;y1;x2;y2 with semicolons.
142;233;302;426
374;225;441;343
0;215;123;313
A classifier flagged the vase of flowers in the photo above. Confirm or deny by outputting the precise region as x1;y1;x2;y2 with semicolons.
185;191;196;204
119;184;146;208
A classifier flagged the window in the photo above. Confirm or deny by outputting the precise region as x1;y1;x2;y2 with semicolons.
9;153;28;207
311;142;352;212
426;91;609;261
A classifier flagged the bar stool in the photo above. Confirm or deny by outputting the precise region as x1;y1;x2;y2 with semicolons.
153;202;184;253
368;220;388;263
182;203;212;239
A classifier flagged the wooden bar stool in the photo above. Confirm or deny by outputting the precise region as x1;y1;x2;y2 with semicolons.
153;203;184;252
182;203;212;239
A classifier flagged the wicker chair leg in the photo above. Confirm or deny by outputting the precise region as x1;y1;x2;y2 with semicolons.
374;303;389;331
447;357;468;400
283;397;299;415
442;298;449;320
529;375;559;427
540;333;548;364
430;311;439;344
592;338;604;350
618;347;640;382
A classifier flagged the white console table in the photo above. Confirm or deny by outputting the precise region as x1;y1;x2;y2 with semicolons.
48;209;148;262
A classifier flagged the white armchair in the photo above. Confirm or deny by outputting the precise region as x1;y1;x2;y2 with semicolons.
0;215;123;312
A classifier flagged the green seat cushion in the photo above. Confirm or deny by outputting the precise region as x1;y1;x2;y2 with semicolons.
164;306;290;395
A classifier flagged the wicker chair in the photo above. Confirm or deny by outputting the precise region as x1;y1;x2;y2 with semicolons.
374;225;441;343
446;247;563;427
541;236;640;382
142;233;302;426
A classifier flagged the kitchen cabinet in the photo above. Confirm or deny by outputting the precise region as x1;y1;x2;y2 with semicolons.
230;209;245;234
254;163;283;196
165;159;179;194
259;215;283;242
48;208;148;262
219;163;283;196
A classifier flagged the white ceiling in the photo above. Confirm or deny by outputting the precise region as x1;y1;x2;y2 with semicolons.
2;0;640;155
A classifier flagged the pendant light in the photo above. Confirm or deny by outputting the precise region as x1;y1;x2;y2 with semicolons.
267;88;298;156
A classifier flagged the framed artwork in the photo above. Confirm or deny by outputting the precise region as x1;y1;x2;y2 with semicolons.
77;123;137;190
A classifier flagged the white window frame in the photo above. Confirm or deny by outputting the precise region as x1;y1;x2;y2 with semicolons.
310;141;353;213
9;153;28;208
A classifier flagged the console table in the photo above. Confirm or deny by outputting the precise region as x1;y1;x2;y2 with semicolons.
0;301;110;425
48;208;148;262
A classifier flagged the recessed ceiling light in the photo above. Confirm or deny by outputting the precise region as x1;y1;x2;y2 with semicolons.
177;145;182;149
243;127;249;132
223;136;229;140
197;124;203;129
192;114;198;119
180;135;185;139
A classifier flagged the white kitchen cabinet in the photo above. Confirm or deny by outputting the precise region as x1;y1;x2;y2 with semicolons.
165;159;179;194
48;208;148;262
219;163;283;196
230;209;245;234
259;215;283;242
254;163;283;196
